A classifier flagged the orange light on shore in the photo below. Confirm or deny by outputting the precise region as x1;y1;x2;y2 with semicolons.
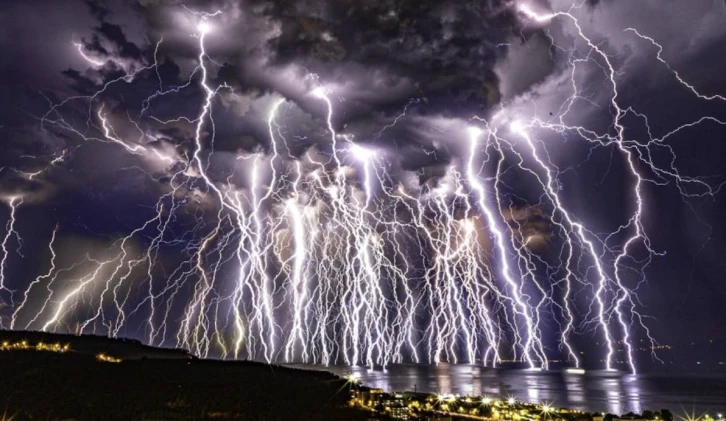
96;353;122;363
0;340;70;353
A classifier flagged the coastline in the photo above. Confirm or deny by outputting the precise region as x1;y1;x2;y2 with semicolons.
1;331;723;421
347;381;687;421
296;363;726;418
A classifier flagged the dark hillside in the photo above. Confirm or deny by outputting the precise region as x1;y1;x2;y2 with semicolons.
0;331;367;421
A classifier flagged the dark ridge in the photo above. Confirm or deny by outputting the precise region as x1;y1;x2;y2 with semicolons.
0;330;368;421
0;329;192;360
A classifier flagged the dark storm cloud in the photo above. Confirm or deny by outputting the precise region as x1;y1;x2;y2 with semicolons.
0;170;44;200
1;0;723;205
0;0;725;344
86;21;144;61
257;0;508;97
132;0;520;162
85;0;111;20
0;0;152;177
0;126;70;202
506;0;726;116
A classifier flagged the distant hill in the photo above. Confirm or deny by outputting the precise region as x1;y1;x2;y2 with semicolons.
0;329;193;360
0;330;367;421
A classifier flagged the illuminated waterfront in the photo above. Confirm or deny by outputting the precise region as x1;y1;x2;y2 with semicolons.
290;364;726;415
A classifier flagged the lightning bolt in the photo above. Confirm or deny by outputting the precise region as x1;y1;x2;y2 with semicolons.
0;197;23;319
73;41;107;67
5;3;723;375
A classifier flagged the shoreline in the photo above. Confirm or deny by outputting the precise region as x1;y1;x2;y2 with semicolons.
296;362;726;416
1;331;722;420
346;381;690;421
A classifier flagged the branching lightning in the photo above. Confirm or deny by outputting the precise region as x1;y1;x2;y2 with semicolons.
2;3;724;372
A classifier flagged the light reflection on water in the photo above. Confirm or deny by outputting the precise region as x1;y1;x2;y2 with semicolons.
289;363;726;414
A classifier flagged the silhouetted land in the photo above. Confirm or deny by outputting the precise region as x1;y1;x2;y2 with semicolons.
0;330;368;421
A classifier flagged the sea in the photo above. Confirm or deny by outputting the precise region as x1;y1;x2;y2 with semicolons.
287;363;726;415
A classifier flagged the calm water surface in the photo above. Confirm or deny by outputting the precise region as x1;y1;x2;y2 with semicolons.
289;363;726;415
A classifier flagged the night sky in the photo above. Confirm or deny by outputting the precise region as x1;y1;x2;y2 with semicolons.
1;0;725;368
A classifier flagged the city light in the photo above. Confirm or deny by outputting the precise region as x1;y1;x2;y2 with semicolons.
345;372;361;384
0;340;70;353
542;403;554;417
95;353;122;363
348;389;621;421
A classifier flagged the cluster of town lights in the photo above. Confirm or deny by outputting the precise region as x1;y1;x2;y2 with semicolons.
95;353;122;363
0;339;125;364
0;340;70;353
0;339;123;363
351;384;721;421
350;386;596;421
